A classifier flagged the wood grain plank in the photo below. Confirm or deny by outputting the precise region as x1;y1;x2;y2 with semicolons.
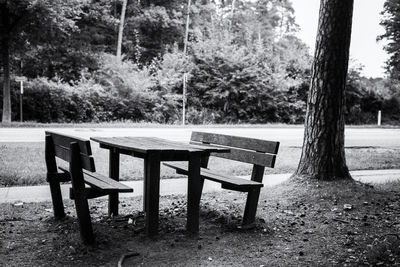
82;171;133;192
91;136;224;155
92;137;157;154
60;167;133;193
46;131;92;155
211;148;277;167
191;131;279;154
188;142;231;153
163;162;263;187
54;145;95;172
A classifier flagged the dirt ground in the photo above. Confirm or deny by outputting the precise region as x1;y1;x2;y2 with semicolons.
1;179;400;266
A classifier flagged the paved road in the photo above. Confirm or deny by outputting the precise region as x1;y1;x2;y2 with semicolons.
0;127;399;147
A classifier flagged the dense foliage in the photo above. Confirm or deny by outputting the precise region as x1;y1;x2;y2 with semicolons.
380;0;400;80
0;0;399;124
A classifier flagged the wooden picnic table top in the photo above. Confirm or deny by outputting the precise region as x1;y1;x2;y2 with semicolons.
90;136;229;156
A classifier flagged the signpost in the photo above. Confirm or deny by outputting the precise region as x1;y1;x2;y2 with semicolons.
378;110;382;127
15;76;27;122
182;73;187;125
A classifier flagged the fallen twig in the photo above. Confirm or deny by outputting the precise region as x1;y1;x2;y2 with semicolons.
117;252;140;267
0;218;35;223
332;218;350;224
379;233;400;240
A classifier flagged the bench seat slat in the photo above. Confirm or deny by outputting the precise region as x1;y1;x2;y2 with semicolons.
59;167;133;193
69;188;108;200
82;170;133;193
163;162;263;190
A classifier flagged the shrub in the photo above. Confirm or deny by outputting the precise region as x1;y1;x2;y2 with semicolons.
382;96;400;124
9;77;152;123
93;53;157;98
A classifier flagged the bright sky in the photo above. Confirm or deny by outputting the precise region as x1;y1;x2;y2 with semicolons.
291;0;389;78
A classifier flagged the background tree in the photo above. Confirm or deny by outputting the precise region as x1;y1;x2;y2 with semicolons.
116;0;128;62
123;0;185;63
21;0;116;81
0;0;81;122
1;0;397;125
295;0;354;180
380;0;400;80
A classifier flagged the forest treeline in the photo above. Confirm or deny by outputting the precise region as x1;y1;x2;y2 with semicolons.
1;0;399;124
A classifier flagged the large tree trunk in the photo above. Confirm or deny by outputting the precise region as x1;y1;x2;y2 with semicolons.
1;37;11;124
295;0;354;180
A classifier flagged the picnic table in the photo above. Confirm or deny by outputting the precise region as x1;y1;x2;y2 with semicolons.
90;136;229;236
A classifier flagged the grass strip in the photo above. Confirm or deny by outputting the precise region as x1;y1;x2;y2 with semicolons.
1;142;400;187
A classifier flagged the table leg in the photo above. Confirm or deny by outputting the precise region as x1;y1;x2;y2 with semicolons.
144;152;161;236
143;164;147;212
187;152;202;233
109;149;120;216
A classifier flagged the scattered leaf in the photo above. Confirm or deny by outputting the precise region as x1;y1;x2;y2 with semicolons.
344;204;353;211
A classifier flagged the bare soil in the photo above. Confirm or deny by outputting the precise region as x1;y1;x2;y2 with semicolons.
1;179;400;266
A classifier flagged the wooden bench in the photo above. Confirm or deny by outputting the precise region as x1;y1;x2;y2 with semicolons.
45;131;133;244
164;132;279;227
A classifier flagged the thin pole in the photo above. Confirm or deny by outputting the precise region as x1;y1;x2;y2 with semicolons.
182;74;187;125
20;81;23;122
182;0;191;125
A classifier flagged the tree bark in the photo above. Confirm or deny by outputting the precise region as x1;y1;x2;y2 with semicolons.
1;37;11;124
1;2;12;123
295;0;354;180
116;0;128;62
183;0;191;55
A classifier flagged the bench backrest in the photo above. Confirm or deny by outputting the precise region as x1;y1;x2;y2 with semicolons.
190;131;279;168
45;131;96;172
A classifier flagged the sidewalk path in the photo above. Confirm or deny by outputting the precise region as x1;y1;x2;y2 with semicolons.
1;169;400;203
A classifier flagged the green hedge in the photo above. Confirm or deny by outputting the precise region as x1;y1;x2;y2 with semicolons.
1;76;399;125
5;79;151;123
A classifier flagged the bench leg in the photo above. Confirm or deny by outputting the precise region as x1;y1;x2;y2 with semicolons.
242;188;261;226
45;135;65;219
70;143;95;244
48;178;65;219
73;191;95;244
143;164;148;212
108;150;120;216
